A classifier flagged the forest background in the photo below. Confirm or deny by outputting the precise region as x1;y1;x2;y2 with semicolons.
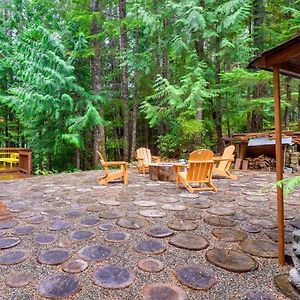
0;0;299;173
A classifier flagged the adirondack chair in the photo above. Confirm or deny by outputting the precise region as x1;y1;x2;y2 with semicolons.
174;149;217;193
136;148;160;174
97;151;128;185
212;145;237;180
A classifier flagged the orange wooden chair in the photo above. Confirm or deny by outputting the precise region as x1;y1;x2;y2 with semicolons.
97;151;128;185
174;149;217;193
212;145;237;180
136;148;160;174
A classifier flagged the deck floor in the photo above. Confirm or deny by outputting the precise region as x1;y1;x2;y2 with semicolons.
0;169;298;299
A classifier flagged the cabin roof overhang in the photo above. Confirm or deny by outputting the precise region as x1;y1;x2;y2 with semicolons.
248;35;300;79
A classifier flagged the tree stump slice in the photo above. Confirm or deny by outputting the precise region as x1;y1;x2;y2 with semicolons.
38;273;81;299
138;258;165;272
170;233;209;250
93;265;135;289
240;240;278;258
5;271;33;288
149;163;176;182
142;283;188;300
175;265;217;290
205;248;258;272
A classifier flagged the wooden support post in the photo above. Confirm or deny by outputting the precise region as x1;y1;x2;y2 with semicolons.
273;65;285;266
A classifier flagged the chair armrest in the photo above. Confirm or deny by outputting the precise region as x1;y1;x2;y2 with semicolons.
189;160;215;163
152;156;161;162
213;157;234;162
102;161;127;166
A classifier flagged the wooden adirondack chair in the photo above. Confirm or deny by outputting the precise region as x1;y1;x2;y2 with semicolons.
174;149;217;193
212;145;237;180
97;151;128;185
136;148;160;174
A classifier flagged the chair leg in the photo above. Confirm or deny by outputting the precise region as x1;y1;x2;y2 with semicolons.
123;167;128;185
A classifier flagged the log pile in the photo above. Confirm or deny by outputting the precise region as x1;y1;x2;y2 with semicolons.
247;155;276;171
285;150;300;172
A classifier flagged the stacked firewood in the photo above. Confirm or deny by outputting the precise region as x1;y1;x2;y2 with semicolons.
285;150;300;172
247;155;276;171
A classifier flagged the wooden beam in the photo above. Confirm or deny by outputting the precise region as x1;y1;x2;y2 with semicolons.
273;65;285;266
266;43;300;67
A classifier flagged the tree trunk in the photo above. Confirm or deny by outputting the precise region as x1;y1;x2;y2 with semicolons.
251;0;265;133
298;83;300;130
253;0;264;53
131;28;140;159
119;0;130;161
75;148;80;169
195;0;205;61
162;19;169;79
90;0;106;165
214;39;223;153
285;76;292;129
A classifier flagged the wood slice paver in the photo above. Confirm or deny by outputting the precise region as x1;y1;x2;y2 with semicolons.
38;248;71;265
239;223;261;233
5;272;33;288
0;249;28;265
13;225;35;235
204;216;237;227
78;244;115;262
98;209;126;219
188;199;212;209
93;265;135;289
134;201;157;207
138;258;165;273
38;273;81;299
266;230;293;244
249;219;277;229
117;217;149;229
62;259;88;273
64;210;83;218
207;207;235;216
99;223;114;231
0;220;18;230
105;232;131;242
167;220;197;231
69;230;96;242
33;233;57;245
0;237;21;249
142;283;188;300
79;217;100;227
161;204;187;211
134;239;167;254
243;291;277;300
139;210;166;218
48;220;71;231
175;265;216;290
205;248;258;272
170;233;209;250
27;216;47;224
212;228;247;242
146;226;174;238
240;240;278;258
173;210;200;221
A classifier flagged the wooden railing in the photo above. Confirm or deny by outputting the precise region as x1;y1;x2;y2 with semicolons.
0;148;32;174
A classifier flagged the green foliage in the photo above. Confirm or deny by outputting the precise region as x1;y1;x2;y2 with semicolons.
277;176;300;200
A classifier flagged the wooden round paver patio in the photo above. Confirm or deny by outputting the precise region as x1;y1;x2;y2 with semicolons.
0;169;295;299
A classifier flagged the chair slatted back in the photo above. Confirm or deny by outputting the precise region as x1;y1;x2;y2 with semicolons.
187;150;214;182
218;145;235;171
97;151;109;173
137;148;152;166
